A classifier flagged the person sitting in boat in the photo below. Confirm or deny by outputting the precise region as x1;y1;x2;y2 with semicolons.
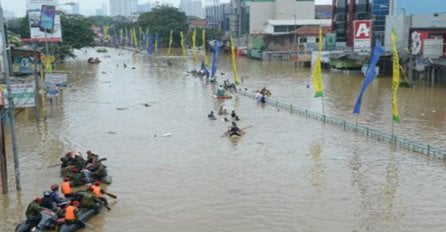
49;184;66;206
25;197;44;228
73;152;85;170
41;191;57;212
216;85;225;97
208;111;216;120
91;161;108;180
227;122;241;136
60;151;74;169
61;177;75;199
64;201;80;225
90;181;111;210
85;150;99;166
78;186;102;214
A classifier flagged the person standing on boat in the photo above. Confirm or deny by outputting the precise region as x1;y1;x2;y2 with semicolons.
64;201;80;225
216;85;225;97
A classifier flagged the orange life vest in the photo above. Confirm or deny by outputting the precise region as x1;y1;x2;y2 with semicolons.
91;185;102;197
61;181;73;195
65;205;77;221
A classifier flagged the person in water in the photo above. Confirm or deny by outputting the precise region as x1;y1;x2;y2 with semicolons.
216;85;225;97
231;110;237;119
208;111;216;120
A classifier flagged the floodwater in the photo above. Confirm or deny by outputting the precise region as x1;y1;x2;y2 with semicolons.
1;47;446;232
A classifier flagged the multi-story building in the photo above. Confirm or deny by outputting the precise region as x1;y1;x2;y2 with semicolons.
138;3;152;13
110;0;138;16
229;0;249;39
180;0;204;18
332;0;395;47
205;3;231;32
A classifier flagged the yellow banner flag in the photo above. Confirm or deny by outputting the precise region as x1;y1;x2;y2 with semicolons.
312;26;323;97
145;28;149;49
139;27;143;48
168;30;173;56
391;29;400;122
180;31;186;57
133;27;138;47
230;36;240;85
192;29;198;64
202;29;209;66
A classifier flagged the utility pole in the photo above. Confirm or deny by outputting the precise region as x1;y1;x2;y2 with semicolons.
0;4;21;191
293;14;297;68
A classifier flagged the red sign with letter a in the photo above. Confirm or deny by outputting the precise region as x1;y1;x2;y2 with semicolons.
354;20;372;52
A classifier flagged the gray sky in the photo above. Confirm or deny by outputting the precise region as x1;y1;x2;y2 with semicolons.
1;0;333;17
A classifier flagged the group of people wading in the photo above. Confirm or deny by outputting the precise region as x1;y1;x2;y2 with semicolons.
20;150;112;231
208;105;244;137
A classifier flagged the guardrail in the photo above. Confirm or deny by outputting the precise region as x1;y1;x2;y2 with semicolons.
239;90;446;161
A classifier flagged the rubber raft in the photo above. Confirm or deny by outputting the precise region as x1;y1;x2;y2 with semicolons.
15;203;103;232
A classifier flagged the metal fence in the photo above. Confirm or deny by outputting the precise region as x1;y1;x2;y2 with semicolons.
239;90;446;161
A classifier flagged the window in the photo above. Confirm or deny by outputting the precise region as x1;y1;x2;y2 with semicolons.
299;38;307;43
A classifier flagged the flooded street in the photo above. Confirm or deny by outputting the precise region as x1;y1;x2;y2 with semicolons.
1;47;446;232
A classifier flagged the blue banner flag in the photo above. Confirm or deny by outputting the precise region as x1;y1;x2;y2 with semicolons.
353;40;385;114
210;40;221;79
142;32;146;49
147;34;154;55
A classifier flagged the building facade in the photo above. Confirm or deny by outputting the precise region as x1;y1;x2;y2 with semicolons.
110;0;138;16
332;0;395;47
205;3;231;32
180;0;204;18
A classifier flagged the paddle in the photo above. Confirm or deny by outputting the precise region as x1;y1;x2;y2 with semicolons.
104;191;117;199
79;220;94;229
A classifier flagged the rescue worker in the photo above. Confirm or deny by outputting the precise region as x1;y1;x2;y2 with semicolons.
61;177;75;199
91;181;111;210
49;184;65;205
64;201;80;224
60;151;74;169
73;152;85;170
41;191;56;211
25;197;43;226
78;186;101;214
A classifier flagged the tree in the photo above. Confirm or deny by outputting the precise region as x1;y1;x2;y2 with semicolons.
61;14;95;49
137;6;188;47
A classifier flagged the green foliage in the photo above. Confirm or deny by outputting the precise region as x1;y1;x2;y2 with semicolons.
61;14;96;49
6;16;30;39
137;6;188;47
187;28;223;47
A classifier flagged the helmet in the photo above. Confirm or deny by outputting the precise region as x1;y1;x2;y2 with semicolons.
71;201;80;207
94;181;101;186
71;167;78;173
87;186;94;192
50;184;59;191
66;151;73;156
86;150;92;155
43;191;51;197
35;197;42;203
64;177;70;182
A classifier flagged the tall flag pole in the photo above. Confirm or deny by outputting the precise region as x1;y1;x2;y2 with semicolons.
168;30;173;56
180;31;186;57
312;26;324;98
192;29;198;64
202;29;209;66
230;36;240;85
391;28;401;137
353;40;385;116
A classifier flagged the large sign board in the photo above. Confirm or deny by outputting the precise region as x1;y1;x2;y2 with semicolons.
1;83;36;108
45;73;67;97
26;0;62;42
354;20;372;52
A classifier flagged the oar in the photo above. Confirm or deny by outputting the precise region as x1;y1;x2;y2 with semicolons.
79;220;94;229
104;191;117;199
221;125;253;137
47;163;61;168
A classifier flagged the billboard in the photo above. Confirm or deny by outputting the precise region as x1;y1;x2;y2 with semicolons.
1;83;36;108
353;20;372;52
26;0;62;42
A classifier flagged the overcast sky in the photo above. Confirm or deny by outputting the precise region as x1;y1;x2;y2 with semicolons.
1;0;333;17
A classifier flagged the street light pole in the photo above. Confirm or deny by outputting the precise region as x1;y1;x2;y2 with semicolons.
293;14;297;68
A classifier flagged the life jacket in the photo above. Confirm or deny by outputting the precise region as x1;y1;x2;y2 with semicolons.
61;181;73;195
91;185;102;197
65;205;77;221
